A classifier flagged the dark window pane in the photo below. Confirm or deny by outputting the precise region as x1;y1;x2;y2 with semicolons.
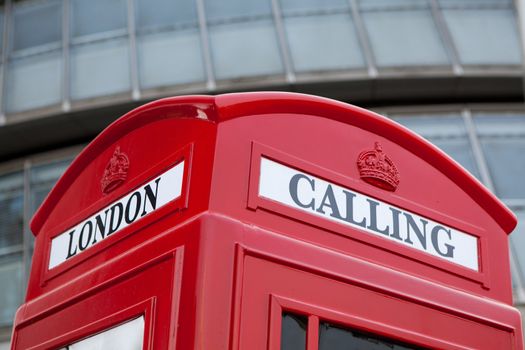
12;1;61;51
0;171;23;249
204;0;272;22
359;0;449;67
473;114;525;199
319;321;425;350
281;313;307;350
71;0;127;38
280;0;349;14
439;0;521;65
135;0;198;30
0;254;23;326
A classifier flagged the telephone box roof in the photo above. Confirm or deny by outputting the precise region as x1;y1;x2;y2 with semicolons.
31;92;517;235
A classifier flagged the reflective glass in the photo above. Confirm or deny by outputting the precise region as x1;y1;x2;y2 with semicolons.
393;115;480;178
138;29;205;88
440;2;521;65
319;321;424;349
0;171;23;249
12;1;61;51
135;0;198;30
0;255;23;326
281;313;307;350
204;0;272;22
0;10;4;52
30;159;70;215
6;52;62;113
71;39;131;100
71;0;127;38
209;20;284;80
69;317;144;349
473;114;525;199
280;0;349;14
284;13;365;72
360;0;449;67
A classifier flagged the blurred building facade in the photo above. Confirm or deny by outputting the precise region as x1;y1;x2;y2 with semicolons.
0;0;524;347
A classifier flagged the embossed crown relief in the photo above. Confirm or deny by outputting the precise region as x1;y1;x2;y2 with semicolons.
357;142;400;192
101;146;130;194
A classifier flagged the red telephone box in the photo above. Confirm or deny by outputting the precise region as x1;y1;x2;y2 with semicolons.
10;92;522;349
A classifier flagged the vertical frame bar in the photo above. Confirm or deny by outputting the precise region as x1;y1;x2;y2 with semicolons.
62;0;70;112
307;315;319;350
462;108;495;191
348;0;378;77
22;159;31;292
429;0;463;75
195;0;216;91
270;0;296;83
0;0;12;124
517;0;525;102
127;0;140;100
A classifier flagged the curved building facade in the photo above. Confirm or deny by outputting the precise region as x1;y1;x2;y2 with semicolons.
0;0;524;347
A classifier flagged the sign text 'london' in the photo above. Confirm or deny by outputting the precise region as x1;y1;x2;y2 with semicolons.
48;161;184;269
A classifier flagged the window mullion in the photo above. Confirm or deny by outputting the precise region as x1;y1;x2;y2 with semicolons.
462;109;495;191
307;315;319;350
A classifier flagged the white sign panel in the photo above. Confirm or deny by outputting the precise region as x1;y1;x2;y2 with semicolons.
259;158;479;271
49;161;185;269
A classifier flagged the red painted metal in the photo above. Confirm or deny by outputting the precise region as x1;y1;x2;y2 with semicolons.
11;92;521;349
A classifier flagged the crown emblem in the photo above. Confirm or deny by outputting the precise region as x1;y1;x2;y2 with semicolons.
357;142;399;191
101;146;129;194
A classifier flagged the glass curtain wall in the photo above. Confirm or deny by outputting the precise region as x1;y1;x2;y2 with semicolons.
0;155;71;328
0;0;522;115
392;111;525;300
134;0;205;89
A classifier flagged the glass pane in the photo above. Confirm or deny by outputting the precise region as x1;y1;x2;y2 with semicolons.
284;13;365;72
281;313;307;350
30;159;71;215
71;0;127;38
281;0;349;14
135;0;198;30
393;115;480;178
12;1;61;51
0;171;23;249
69;317;144;349
209;20;284;80
440;4;521;65
0;10;4;52
137;29;205;88
6;52;62;113
319;321;425;349
510;209;525;292
0;255;23;326
360;0;449;67
71;39;131;100
473;114;525;199
204;0;272;22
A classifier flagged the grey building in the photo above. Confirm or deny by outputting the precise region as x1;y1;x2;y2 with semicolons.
0;0;525;347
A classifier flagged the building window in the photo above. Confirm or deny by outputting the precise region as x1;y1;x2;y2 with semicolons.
280;0;365;72
6;0;62;113
390;109;525;301
359;0;450;67
134;0;205;89
0;152;73;330
438;0;522;65
69;0;131;100
281;312;307;350
204;0;284;80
